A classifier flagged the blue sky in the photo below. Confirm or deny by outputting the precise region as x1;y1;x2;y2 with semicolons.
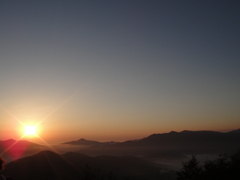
0;0;239;143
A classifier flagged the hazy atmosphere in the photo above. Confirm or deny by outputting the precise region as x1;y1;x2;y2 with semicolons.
0;0;239;144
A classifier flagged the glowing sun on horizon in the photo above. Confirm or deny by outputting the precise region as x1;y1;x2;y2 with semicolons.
24;125;38;136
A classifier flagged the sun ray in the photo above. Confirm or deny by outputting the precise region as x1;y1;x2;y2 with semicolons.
34;135;83;173
42;151;63;180
0;104;24;125
38;89;82;125
34;134;59;153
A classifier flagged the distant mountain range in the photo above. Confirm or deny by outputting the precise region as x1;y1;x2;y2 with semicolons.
228;129;240;133
63;129;240;147
70;129;240;159
63;138;118;146
2;150;175;180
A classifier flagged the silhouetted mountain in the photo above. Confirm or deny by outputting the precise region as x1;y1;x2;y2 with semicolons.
76;129;240;165
63;138;118;146
136;130;240;152
0;139;47;162
2;150;176;180
228;129;240;134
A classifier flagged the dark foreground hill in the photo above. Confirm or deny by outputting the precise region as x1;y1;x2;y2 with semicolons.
2;150;176;180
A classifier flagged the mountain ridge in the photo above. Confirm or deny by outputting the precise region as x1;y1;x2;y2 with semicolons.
62;129;239;146
75;129;240;158
0;139;48;162
62;138;118;146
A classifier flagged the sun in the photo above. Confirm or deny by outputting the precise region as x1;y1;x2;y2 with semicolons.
24;125;37;136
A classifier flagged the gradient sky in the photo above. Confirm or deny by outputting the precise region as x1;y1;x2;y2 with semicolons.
0;0;239;144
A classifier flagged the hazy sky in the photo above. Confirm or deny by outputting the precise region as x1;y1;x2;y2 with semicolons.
0;0;239;143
